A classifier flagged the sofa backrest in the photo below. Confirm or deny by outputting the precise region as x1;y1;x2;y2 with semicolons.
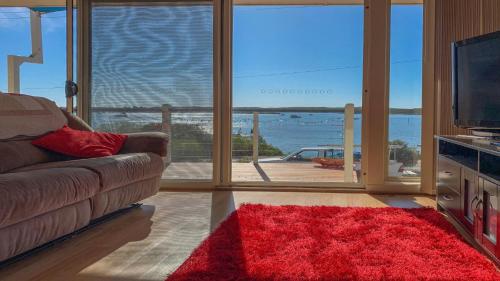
0;138;69;174
0;94;69;173
0;94;67;140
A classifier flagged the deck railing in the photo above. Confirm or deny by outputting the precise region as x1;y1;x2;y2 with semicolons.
160;103;356;182
253;103;355;182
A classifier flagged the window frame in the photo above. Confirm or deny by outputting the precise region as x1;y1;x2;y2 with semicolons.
75;0;436;193
385;2;424;183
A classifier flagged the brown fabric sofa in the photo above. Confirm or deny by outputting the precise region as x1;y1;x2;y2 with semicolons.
0;94;168;262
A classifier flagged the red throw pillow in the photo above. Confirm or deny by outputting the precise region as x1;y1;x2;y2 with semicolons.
32;126;128;158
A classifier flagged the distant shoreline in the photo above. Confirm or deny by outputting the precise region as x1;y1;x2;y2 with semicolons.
91;107;422;115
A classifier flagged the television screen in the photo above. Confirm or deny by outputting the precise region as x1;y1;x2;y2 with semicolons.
453;31;500;129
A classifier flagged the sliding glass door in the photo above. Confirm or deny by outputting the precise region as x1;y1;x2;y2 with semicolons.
387;3;423;180
79;0;427;190
231;4;364;185
88;1;214;182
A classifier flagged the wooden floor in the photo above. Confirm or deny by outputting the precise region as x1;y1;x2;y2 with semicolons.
0;191;435;281
163;162;356;182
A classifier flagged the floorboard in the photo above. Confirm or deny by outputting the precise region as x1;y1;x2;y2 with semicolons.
0;191;435;281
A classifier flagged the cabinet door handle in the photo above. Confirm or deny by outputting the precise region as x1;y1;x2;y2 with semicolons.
475;199;483;212
471;196;478;211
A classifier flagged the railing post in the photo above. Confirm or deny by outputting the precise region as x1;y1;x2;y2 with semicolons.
161;104;172;164
344;103;354;182
253;112;259;164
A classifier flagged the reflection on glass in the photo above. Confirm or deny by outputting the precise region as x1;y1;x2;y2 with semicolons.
90;1;214;181
483;189;498;244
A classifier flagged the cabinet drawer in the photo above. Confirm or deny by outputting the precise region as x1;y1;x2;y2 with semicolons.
480;152;500;182
438;185;461;219
438;139;478;170
438;156;461;194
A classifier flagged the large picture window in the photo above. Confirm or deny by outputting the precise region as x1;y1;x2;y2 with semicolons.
74;0;429;190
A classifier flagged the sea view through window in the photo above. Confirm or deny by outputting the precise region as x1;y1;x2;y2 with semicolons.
0;4;423;183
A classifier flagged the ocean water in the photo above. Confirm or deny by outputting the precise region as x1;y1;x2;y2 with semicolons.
233;113;421;154
92;112;421;154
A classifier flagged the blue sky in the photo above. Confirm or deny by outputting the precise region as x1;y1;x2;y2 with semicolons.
0;5;422;108
0;8;67;105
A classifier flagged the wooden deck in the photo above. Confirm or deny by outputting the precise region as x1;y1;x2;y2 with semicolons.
163;162;358;183
162;162;213;181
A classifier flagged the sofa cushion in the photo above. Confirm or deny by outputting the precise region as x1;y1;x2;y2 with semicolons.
0;168;100;229
14;153;165;192
0;94;67;140
32;126;128;158
90;177;160;219
120;132;169;157
0;200;91;262
0;138;70;174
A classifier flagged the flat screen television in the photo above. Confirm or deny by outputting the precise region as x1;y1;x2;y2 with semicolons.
452;30;500;131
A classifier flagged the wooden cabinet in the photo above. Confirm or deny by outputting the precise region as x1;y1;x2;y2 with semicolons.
437;156;462;219
478;178;499;256
437;136;500;264
461;167;478;232
437;156;461;193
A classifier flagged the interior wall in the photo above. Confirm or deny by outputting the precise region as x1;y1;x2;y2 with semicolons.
483;0;500;33
434;0;500;136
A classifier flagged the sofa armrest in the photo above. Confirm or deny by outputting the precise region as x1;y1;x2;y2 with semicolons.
119;132;169;157
60;110;94;132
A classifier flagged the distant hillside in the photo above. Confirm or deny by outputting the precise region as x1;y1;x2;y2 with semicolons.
91;106;422;115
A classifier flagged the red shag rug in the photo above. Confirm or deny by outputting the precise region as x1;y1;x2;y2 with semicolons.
167;205;500;281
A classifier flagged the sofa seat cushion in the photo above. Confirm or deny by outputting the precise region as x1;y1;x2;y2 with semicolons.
0;200;91;262
0;168;100;229
90;177;160;219
14;153;165;192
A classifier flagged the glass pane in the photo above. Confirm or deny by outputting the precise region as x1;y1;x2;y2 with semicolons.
231;5;364;184
483;181;498;244
486;193;497;243
90;1;214;181
0;7;67;107
388;4;423;178
465;179;475;222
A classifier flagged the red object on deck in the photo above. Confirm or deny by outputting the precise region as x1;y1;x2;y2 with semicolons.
312;157;344;169
167;204;499;281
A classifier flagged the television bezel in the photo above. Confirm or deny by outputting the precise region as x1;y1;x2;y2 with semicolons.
452;30;500;130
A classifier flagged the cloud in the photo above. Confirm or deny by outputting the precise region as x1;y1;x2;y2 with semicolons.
0;8;66;33
42;12;66;33
0;7;30;29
